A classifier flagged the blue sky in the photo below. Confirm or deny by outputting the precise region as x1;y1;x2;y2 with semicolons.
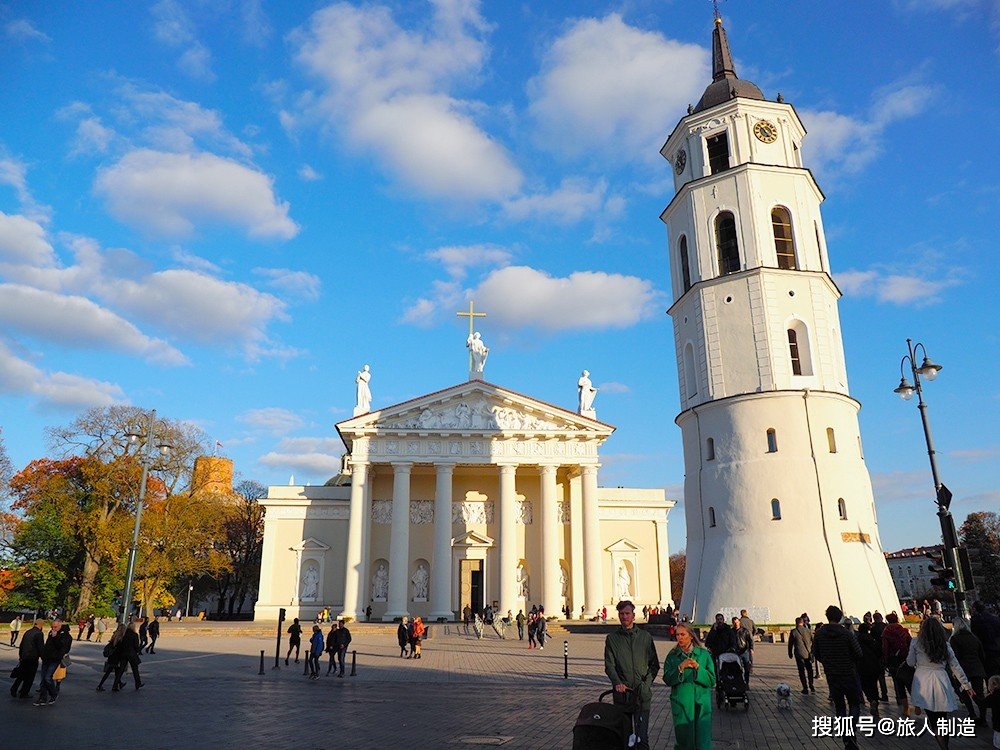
0;1;997;560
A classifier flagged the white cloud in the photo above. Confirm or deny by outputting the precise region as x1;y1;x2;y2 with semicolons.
298;164;321;181
292;0;522;200
597;381;630;394
503;177;616;224
151;0;215;82
0;284;188;366
0;341;123;409
0;212;56;266
800;82;935;179
94;149;298;240
237;407;304;435
258;436;345;476
949;446;1000;462
0;156;52;223
836;268;962;306
528;14;707;161
71;116;114;156
425;244;512;279
254;267;322;302
474;266;660;330
5;19;51;44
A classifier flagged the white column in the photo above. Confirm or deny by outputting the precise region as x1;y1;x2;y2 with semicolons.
339;461;369;620
581;464;603;613
540;465;562;617
655;519;672;606
385;462;411;619
430;463;454;621
498;464;518;611
569;471;584;618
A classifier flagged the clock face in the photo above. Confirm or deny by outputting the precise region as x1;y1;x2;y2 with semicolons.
754;120;778;144
674;148;687;174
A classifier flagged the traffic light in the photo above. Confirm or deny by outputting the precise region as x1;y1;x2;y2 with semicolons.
928;550;956;590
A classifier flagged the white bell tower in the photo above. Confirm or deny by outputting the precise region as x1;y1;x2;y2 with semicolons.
661;16;899;623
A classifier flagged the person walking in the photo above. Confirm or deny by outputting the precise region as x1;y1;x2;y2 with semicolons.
9;614;22;646
333;619;352;676
535;613;547;650
120;621;143;690
397;617;409;657
85;614;96;641
704;613;732;668
10;619;44;699
95;616;108;643
515;610;526;640
96;624;128;692
729;616;753;688
285;617;302;665
604;600;659;750
971;601;1000;678
411;616;425;659
813;605;863;750
146;615;160;653
856;622;883;717
35;618;72;706
881;611;913;711
527;612;538;649
138;617;149;652
325;621;339;675
906;616;973;749
870;612;889;702
949;616;988;726
788;616;815;694
308;624;323;679
663;622;716;750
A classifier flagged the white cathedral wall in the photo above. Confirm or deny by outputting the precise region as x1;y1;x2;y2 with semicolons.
677;392;899;623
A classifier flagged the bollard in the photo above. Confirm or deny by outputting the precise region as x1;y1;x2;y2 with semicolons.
350;649;357;677
274;608;285;670
259;650;265;675
303;653;310;676
564;640;569;679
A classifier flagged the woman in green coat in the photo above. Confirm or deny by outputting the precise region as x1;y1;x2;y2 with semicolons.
662;622;716;750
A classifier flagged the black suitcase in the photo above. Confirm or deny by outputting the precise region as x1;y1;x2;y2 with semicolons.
572;689;635;750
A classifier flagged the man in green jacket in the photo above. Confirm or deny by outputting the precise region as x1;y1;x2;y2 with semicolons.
604;600;659;750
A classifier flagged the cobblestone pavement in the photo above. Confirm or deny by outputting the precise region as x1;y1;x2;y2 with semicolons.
1;622;992;749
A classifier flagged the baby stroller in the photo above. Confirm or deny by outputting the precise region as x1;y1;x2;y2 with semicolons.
716;653;749;710
572;689;636;749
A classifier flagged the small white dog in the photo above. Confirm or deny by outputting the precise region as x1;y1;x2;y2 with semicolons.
776;682;792;710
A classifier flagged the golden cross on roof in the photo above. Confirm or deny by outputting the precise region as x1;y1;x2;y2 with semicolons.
456;300;486;339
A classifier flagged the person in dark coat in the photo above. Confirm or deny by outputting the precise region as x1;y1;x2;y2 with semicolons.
35;619;72;705
856;623;883;718
729;616;753;687
704;613;732;665
397;617;409;657
950;616;987;726
146;615;160;653
120;621;143;690
788;616;815;694
96;624;128;691
138;617;149;651
332;620;352;677
814;606;863;750
285;617;302;664
881;611;913;711
971;600;1000;677
870;612;889;701
10;619;44;699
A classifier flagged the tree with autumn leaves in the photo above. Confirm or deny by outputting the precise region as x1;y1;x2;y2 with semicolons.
2;407;264;618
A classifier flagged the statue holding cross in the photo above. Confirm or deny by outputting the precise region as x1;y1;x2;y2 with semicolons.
457;301;489;380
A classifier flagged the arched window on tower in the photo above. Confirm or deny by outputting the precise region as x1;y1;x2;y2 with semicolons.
838;498;848;521
679;235;692;293
787;320;814;376
766;428;778;453
708;507;716;528
715;212;740;275
706;437;715;461
827;428;837;453
684;342;698;399
771;207;797;269
771;498;782;520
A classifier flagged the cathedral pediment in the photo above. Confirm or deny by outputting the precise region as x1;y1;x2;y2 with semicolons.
337;380;613;439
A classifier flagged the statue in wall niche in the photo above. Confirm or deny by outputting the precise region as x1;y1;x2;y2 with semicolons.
467;331;489;375
301;564;319;600
516;564;529;599
411;564;429;600
560;566;569;597
355;364;372;416
578;370;598;414
372;563;389;600
616;564;631;600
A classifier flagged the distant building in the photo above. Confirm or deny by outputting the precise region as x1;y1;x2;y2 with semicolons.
885;545;943;601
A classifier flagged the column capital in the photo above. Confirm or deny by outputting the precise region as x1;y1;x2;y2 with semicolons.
390;462;412;473
433;462;456;474
539;464;558;477
580;464;600;476
497;463;518;475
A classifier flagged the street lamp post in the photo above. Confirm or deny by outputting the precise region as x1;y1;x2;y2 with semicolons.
893;338;969;618
120;410;171;624
186;581;194;618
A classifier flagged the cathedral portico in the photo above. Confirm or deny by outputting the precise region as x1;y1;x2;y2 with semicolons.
256;377;675;623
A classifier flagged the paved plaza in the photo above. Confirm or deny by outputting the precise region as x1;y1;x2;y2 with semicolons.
1;621;993;749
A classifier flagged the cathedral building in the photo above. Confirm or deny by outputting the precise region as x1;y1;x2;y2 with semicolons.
661;17;899;623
